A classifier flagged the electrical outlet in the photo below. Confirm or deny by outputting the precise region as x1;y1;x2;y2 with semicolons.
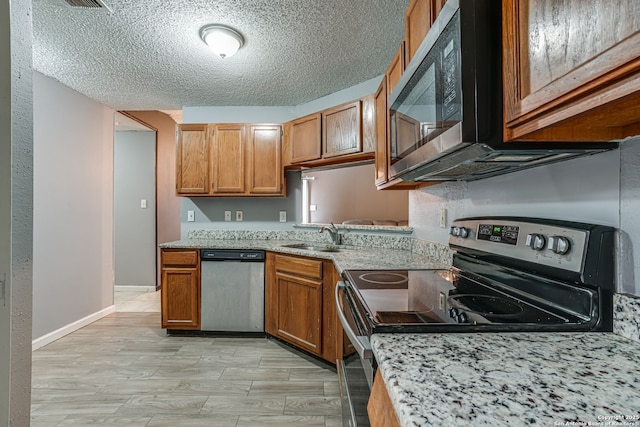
187;210;195;222
224;211;232;221
140;199;147;209
439;292;446;311
440;208;447;228
236;210;243;222
279;211;287;222
310;204;317;212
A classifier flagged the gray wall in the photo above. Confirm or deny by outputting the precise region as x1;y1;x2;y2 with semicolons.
1;0;33;424
33;72;115;340
303;163;409;224
408;145;640;296
114;130;156;287
181;171;302;237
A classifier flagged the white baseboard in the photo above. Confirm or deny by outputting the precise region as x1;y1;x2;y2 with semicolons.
32;305;116;351
114;285;157;292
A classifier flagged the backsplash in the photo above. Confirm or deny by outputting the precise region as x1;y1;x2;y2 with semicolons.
614;293;640;343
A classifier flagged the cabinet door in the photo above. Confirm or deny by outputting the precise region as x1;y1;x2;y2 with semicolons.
161;249;200;330
291;113;322;163
361;94;376;155
503;0;640;141
275;271;323;355
322;100;362;158
247;125;284;195
386;42;405;97
368;370;401;427
212;124;245;194
374;79;389;186
405;0;432;65
161;268;200;329
176;124;210;195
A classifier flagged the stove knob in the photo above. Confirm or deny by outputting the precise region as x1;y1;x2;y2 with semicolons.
548;236;571;255
450;226;469;238
456;312;468;323
449;308;459;319
525;233;546;251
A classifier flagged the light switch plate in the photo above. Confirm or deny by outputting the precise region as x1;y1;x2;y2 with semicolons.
440;208;447;228
140;199;147;209
187;210;195;222
310;204;317;212
224;211;232;221
236;211;243;221
279;211;287;222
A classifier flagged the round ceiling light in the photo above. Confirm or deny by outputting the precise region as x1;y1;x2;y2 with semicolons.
199;24;244;59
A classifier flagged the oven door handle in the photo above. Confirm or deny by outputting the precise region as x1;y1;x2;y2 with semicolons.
335;281;373;361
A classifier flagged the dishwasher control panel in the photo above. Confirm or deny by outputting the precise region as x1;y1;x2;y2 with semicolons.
200;249;265;261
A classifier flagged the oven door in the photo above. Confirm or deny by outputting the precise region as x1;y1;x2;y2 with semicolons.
336;281;374;427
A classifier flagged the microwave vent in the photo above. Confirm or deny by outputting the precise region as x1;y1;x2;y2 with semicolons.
419;162;506;180
63;0;111;10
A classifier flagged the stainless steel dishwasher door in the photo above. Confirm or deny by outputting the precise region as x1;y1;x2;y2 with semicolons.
200;250;265;333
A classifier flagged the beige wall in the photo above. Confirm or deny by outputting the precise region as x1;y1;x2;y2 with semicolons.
303;163;409;224
124;111;181;284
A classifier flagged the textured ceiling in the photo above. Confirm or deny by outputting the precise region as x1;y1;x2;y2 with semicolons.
32;0;410;110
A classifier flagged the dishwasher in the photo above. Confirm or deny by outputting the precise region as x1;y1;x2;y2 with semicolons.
200;249;265;333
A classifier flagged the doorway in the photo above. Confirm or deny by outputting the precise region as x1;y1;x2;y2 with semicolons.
114;113;157;293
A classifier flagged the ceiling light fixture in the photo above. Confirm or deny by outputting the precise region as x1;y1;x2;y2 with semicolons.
199;24;244;59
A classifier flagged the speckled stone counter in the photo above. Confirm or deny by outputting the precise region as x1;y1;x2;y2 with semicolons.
372;333;640;427
159;229;453;272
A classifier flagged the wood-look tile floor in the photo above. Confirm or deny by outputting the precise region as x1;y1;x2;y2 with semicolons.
31;292;342;426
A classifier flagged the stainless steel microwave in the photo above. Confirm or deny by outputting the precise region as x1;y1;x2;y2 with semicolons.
388;0;615;182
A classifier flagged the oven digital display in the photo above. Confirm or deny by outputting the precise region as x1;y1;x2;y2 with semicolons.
477;224;519;245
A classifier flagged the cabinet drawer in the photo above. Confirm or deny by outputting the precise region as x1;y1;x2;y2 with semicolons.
162;250;198;267
274;254;323;279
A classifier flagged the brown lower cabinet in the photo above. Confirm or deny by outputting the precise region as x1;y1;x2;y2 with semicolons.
265;251;341;364
368;370;401;427
160;248;200;330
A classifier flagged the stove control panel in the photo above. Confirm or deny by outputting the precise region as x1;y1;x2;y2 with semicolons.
449;217;589;274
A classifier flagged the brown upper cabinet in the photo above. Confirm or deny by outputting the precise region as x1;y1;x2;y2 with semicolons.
247;124;284;195
284;96;376;169
386;42;406;97
404;0;432;65
176;123;210;195
290;113;322;164
176;123;285;197
373;0;447;190
211;124;245;194
322;100;362;158
503;0;640;142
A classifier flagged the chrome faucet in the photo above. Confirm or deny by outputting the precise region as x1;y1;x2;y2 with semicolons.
319;223;342;245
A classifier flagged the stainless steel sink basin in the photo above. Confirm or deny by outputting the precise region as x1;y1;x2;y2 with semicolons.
281;243;351;253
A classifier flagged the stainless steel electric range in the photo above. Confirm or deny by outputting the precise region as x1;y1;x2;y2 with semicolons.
336;216;616;427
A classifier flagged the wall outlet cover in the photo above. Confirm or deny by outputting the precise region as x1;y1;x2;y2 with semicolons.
279;211;287;222
236;211;243;221
224;211;232;221
187;210;195;222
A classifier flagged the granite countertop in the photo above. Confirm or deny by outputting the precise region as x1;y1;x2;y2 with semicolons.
372;333;640;427
160;237;449;273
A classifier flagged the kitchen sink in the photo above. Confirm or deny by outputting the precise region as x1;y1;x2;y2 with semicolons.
280;243;352;253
